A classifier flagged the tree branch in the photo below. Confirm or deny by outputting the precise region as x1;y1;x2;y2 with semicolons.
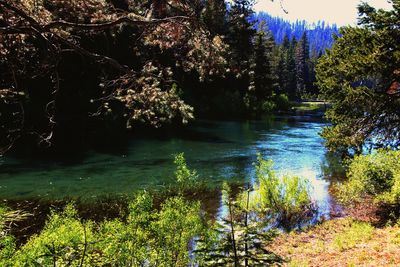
43;16;190;31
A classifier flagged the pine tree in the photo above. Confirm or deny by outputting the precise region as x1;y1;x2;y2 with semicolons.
247;21;277;114
286;36;298;100
202;0;228;36
226;0;256;72
295;32;310;98
276;34;290;94
317;1;400;153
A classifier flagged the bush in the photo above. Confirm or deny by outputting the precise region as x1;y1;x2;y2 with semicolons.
248;154;316;230
174;152;199;191
274;94;291;111
262;100;277;113
337;149;400;205
2;194;203;267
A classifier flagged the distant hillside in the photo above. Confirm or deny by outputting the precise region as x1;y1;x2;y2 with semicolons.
252;12;339;53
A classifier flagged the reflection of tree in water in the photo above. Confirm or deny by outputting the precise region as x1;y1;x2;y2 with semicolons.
320;151;345;180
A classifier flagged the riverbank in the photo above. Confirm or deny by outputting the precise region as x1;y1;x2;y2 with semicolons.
270;217;400;266
269;198;400;266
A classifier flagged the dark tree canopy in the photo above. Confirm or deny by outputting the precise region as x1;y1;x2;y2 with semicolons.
0;0;328;155
0;0;226;154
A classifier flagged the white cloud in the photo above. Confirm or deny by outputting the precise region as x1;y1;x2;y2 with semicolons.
254;0;393;26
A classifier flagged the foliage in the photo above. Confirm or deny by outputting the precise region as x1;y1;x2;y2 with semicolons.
337;149;400;205
0;206;16;266
0;0;330;154
295;32;311;98
0;205;30;266
249;154;316;230
262;100;277;113
254;12;339;53
0;0;225;153
195;182;282;266
0;151;324;266
0;194;203;266
247;21;277;114
316;0;400;153
13;204;97;266
174;152;199;190
274;94;291;111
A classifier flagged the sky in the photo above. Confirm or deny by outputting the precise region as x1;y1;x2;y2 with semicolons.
254;0;394;26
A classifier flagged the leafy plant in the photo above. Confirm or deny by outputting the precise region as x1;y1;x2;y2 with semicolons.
274;94;291;111
98;192;204;267
249;154;316;230
2;193;204;267
337;149;400;205
174;152;199;191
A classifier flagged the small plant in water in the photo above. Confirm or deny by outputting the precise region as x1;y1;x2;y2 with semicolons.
248;154;317;230
174;152;199;190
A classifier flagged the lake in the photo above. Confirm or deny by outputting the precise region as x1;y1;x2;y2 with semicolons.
0;115;343;218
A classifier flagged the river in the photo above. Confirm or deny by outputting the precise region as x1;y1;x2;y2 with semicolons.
0;114;343;218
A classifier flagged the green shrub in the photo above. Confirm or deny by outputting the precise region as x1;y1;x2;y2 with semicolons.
3;193;203;267
174;152;199;190
274;93;291;111
13;204;97;266
337;149;400;205
248;154;316;230
262;100;277;113
0;206;16;267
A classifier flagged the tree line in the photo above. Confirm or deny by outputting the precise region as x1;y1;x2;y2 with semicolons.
254;12;339;53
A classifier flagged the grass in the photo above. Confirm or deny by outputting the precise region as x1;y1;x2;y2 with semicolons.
269;218;400;266
332;220;374;251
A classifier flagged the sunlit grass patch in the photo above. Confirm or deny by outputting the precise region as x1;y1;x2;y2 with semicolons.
332;221;373;251
270;218;400;266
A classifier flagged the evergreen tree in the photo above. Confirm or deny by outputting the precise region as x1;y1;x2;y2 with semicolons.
295;32;310;98
226;0;256;72
316;1;400;153
248;21;277;113
307;49;322;97
202;0;228;36
286;37;298;100
276;34;290;94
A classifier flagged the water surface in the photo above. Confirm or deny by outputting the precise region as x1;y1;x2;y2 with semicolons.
0;115;342;216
